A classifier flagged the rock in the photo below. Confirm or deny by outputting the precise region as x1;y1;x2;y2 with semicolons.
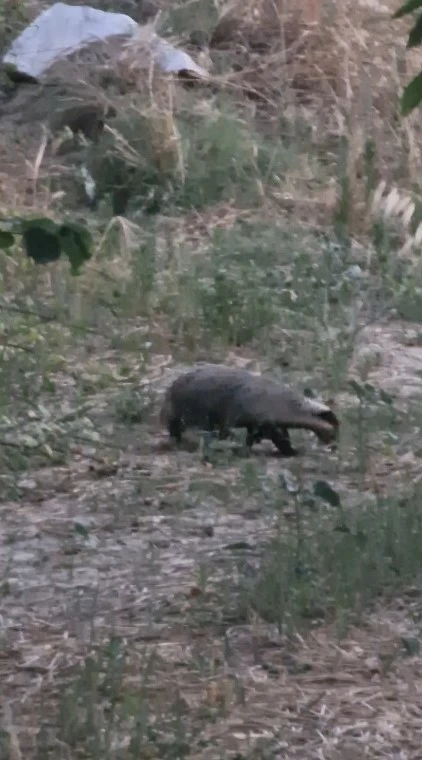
345;264;364;280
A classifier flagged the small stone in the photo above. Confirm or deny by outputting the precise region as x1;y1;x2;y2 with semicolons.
18;478;37;490
365;656;381;674
346;264;363;280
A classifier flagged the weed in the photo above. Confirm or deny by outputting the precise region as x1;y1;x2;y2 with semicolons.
113;387;154;424
248;479;422;635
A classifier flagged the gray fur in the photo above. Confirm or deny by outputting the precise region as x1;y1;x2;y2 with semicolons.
160;364;339;456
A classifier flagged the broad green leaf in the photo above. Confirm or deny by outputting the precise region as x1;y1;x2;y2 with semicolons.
407;12;422;46
401;71;422;114
393;0;422;19
74;522;89;539
401;636;420;656
313;480;342;508
22;218;61;264
379;389;394;405
59;222;93;275
363;382;376;397
224;541;254;551
0;230;15;250
334;522;350;533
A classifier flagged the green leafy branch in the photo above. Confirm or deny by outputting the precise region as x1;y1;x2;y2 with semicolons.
394;0;422;114
0;216;93;275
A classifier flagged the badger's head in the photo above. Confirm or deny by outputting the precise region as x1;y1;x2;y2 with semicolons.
302;398;339;443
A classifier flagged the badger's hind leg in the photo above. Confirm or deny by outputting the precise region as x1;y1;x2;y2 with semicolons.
265;425;299;457
246;425;262;448
218;425;231;440
206;411;230;441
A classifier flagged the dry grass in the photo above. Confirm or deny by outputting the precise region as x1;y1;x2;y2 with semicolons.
1;0;422;227
211;0;422;235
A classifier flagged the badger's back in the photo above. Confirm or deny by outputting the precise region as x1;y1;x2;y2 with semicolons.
229;376;300;425
231;377;337;439
160;364;249;428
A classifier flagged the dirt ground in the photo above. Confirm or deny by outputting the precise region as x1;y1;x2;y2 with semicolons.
1;320;422;758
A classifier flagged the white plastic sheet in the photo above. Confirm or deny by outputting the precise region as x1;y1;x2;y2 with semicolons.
2;2;138;80
2;2;209;81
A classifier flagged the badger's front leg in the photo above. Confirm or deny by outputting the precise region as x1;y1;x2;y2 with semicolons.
268;425;299;457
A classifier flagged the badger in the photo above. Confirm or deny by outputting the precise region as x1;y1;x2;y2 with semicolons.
159;364;339;456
